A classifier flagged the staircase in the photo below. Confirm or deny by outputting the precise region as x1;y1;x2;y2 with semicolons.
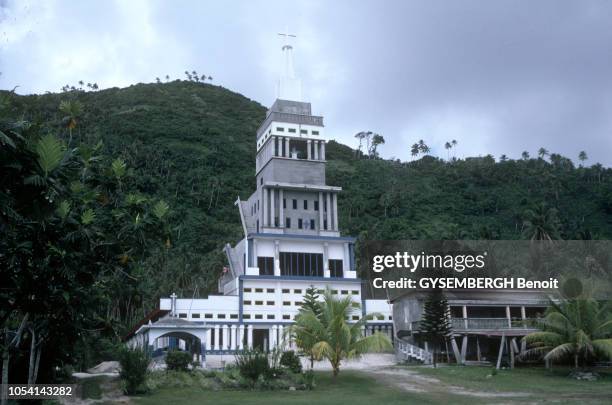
395;337;432;364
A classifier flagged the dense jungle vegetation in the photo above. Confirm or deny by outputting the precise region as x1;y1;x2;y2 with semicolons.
1;80;611;378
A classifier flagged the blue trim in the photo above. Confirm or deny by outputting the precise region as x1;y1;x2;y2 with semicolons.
240;275;362;283
248;232;356;242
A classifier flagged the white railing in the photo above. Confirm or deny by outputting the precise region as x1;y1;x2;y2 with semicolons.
395;338;432;364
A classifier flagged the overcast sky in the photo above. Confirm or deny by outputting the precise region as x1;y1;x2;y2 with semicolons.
1;0;611;165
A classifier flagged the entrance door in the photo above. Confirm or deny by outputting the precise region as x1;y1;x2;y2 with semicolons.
252;329;269;351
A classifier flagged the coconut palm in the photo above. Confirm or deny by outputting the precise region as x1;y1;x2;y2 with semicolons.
578;151;588;166
522;203;560;241
538;147;549;159
59;100;83;145
521;151;530;160
290;290;392;378
521;299;612;369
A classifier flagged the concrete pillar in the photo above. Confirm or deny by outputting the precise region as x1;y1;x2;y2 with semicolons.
263;188;269;227
279;189;284;228
323;242;329;277
318;192;324;231
205;329;212;352
332;193;338;231
222;325;229;350
462;305;468;329
506;305;512;328
274;240;280;276
321;141;325;160
314;141;319;160
252;239;258;269
307;140;312;160
342;243;350;275
214;325;220;351
271;325;278;349
450;336;462;364
270;188;275;227
230;325;237;350
521;306;526;320
247;325;253;349
285;138;290;158
238;325;245;350
461;336;468;362
278;325;284;349
326;193;331;231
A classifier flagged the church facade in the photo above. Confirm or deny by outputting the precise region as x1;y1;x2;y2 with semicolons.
126;35;393;362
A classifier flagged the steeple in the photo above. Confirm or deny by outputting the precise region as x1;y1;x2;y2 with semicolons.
277;28;302;101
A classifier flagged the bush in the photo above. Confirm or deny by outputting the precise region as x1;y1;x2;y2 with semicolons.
165;350;192;372
118;347;150;395
235;349;271;382
280;350;302;373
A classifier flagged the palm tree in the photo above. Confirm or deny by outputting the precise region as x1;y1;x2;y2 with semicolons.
578;151;588;167
290;290;392;378
165;75;170;82
354;131;368;158
538;147;549;159
444;142;452;160
521;299;612;369
522;203;560;241
500;154;508;162
521;151;530;160
369;133;385;157
411;143;420;160
59;100;83;145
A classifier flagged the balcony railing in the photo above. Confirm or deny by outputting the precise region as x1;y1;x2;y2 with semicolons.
411;318;538;332
257;112;324;138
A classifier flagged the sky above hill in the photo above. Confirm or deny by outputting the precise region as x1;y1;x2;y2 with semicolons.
1;0;612;166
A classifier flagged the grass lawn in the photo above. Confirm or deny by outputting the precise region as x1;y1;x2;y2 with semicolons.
131;367;612;405
132;371;457;405
412;365;612;402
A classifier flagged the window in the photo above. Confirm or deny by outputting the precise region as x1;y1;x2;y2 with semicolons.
352;315;360;320
230;314;238;319
279;252;324;277
276;127;284;132
255;288;263;293
312;130;319;135
258;257;274;275
205;314;213;319
298;219;303;229
243;314;251;319
218;314;226;319
260;178;263;185
283;199;286;209
310;219;315;229
244;300;252;305
324;220;328;229
283;301;291;306
244;288;252;293
266;301;274;306
267;314;275;319
329;259;343;278
294;289;302;294
351;302;360;308
192;313;200;318
286;217;291;228
377;315;385;321
282;289;290;293
341;290;349;295
351;290;359;295
292;199;297;209
314;201;319;211
295;301;303;306
331;290;338;295
303;200;308;209
255;300;263;305
178;313;187;318
283;314;291;320
388;316;393;320
255;314;263;319
300;129;307;134
267;288;275;293
288;128;296;133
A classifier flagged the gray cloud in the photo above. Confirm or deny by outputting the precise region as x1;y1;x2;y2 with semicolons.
1;0;611;165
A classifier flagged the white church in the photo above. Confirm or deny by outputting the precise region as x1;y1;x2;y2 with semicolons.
126;34;393;364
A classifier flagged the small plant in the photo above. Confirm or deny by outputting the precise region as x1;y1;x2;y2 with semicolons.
280;350;302;373
235;349;271;382
118;347;150;394
165;350;192;372
301;369;316;390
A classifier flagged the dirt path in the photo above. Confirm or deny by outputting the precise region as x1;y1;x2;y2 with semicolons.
364;366;533;399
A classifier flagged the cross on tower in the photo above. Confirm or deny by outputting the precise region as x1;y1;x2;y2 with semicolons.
278;27;296;50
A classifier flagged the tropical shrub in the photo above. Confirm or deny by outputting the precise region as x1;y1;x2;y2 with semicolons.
280;350;302;373
118;347;150;394
165;350;192;371
235;349;271;382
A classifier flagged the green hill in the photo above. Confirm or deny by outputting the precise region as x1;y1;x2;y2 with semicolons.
4;80;612;302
